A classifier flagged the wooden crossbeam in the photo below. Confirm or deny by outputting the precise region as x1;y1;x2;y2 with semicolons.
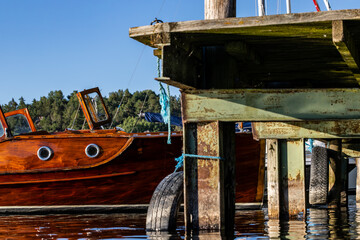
181;89;360;122
252;120;360;139
333;20;360;83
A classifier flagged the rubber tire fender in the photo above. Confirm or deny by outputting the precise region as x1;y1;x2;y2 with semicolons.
309;146;329;205
146;171;183;232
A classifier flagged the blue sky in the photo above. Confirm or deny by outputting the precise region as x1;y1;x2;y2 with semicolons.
0;0;359;104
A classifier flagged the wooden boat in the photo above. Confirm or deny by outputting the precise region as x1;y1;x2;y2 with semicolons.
0;87;264;210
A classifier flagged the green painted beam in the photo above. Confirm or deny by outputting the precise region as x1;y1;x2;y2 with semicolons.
181;89;360;122
252;120;360;139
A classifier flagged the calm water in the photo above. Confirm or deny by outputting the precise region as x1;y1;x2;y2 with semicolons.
1;196;359;239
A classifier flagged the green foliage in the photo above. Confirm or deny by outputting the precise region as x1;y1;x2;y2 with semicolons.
119;116;167;133
1;89;181;133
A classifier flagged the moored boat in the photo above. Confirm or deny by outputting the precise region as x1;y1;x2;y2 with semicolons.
0;87;264;211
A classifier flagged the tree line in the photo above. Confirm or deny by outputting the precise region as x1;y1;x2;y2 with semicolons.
1;89;182;133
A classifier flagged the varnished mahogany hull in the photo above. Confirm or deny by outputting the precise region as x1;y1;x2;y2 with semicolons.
0;132;264;206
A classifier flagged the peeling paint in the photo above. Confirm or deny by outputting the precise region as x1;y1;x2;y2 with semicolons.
182;89;360;122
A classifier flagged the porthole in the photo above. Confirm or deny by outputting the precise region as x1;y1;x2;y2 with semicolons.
37;146;53;161
85;144;101;158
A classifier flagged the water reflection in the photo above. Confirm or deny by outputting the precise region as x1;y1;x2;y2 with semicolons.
0;213;150;239
266;219;307;239
307;208;329;239
0;198;358;239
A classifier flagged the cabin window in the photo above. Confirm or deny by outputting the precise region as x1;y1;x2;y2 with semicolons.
6;114;32;135
84;92;108;123
0;120;3;137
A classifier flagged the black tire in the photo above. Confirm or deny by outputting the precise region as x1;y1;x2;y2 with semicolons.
309;146;329;205
146;171;183;232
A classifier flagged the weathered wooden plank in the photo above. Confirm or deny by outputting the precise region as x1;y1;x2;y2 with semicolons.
183;121;235;230
333;20;360;83
267;139;280;219
155;77;195;90
158;33;358;89
252;120;360;139
130;10;360;44
342;147;360;158
181;89;360;122
196;122;222;230
251;123;360;156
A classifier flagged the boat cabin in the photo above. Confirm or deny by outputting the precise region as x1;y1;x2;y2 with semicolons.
0;87;112;141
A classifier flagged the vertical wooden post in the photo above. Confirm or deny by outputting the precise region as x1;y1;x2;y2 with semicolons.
279;139;306;219
267;139;306;219
356;158;360;207
328;140;347;207
183;123;199;229
203;0;237;89
204;0;236;19
267;139;280;219
182;0;237;232
183;122;235;230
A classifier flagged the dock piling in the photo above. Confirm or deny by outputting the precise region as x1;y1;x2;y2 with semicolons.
328;140;348;207
267;139;306;219
183;122;235;230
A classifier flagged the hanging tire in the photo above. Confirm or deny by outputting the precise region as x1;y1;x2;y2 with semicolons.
309;146;329;205
146;171;183;232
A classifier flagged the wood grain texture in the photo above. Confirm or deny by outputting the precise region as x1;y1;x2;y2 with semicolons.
181;88;360;122
0;130;263;207
131;10;360;89
205;0;236;20
130;10;360;40
267;139;280;219
0;133;182;206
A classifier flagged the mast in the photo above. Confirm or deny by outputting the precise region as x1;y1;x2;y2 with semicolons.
257;0;265;16
323;0;332;11
286;0;291;14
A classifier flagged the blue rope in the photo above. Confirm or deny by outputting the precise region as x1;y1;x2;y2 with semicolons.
306;139;314;152
174;155;183;172
158;58;171;144
174;153;223;172
159;82;171;144
182;153;223;160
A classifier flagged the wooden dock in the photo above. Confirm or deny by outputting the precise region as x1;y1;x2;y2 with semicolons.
130;6;360;233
